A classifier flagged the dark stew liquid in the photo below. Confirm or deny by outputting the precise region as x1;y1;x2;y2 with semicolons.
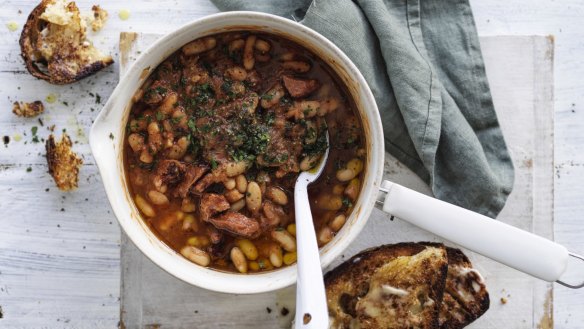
124;32;365;273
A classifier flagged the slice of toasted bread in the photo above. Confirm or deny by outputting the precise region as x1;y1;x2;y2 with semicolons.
20;0;113;84
46;133;83;191
325;243;449;329
438;247;490;329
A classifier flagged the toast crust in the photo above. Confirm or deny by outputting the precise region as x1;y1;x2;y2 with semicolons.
20;0;113;85
438;247;490;329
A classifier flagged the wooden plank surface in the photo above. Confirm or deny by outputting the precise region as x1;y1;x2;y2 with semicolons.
0;1;582;328
118;33;556;329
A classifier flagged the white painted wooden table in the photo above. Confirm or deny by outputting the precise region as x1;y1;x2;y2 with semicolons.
0;1;582;328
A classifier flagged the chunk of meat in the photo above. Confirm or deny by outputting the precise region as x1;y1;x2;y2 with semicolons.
263;201;287;224
153;160;186;189
143;80;169;105
256;120;303;177
173;164;209;198
199;193;230;222
282;75;319;98
207;225;223;244
192;116;230;163
194;169;227;193
214;92;259;117
208;211;261;239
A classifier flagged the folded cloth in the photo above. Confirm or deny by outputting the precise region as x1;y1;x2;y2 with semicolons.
211;0;515;218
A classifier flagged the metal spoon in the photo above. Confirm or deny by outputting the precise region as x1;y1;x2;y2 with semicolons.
293;132;330;329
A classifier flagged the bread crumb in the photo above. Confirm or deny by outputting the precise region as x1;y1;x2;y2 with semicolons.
46;133;83;191
90;5;108;32
500;297;508;304
12;101;45;118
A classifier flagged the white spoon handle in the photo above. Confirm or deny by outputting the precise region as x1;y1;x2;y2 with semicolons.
380;181;569;282
294;179;329;329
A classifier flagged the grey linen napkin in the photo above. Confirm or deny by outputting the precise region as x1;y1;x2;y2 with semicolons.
211;0;515;218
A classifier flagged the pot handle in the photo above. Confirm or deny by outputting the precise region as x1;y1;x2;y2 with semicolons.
378;180;570;283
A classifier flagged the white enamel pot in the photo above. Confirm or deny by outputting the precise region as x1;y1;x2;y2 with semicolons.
90;12;583;294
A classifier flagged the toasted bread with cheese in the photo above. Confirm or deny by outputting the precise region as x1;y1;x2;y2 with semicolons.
325;243;449;329
438;247;489;329
46;133;83;191
20;0;113;84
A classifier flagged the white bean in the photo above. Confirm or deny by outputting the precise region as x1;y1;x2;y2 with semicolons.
329;214;347;232
271;230;297;252
225;161;249;177
246;182;262;212
226;66;247;81
243;35;256;70
254;39;271;52
180;246;211;266
235;174;247;193
304;121;317;145
269;245;283;268
260;84;285;109
236;239;258;261
231;247;248;273
315;194;343;211
225;188;244;203
266;187;288;206
282;60;311;73
182;37;217;56
148;190;169;206
181;198;196;213
344;178;360;201
135;194;155;217
228;39;245;52
159;211;184;231
128;133;144;152
158;92;178;115
147;121;160;134
336;158;363;182
300;154;321;171
287;101;320;120
279;52;296;61
139;149;153;163
318;226;334;245
167;136;189;160
230;198;246;212
317;98;340;116
224;178;236;190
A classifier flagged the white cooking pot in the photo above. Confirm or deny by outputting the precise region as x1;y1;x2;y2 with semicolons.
90;12;583;294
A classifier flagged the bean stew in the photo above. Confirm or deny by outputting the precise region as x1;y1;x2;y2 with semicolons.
124;31;366;273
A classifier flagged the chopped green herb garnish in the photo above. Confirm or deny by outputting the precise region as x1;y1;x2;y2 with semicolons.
342;197;353;208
